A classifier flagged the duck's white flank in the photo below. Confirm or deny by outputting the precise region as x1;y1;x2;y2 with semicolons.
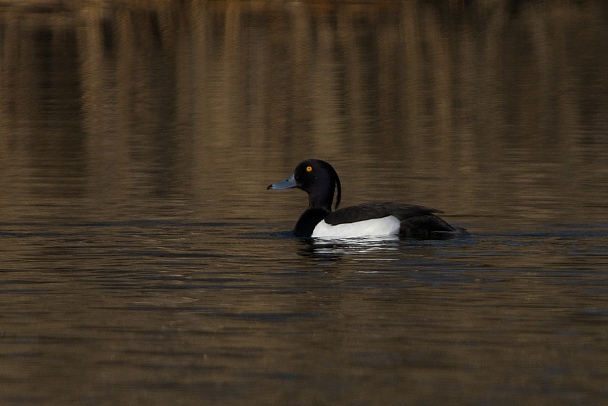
311;215;401;238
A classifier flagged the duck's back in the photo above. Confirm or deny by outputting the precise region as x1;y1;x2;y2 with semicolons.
324;202;458;238
323;202;437;224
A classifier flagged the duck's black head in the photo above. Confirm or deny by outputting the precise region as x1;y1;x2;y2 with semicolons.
267;159;342;211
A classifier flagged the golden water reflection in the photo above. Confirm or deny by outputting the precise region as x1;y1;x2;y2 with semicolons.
0;1;606;228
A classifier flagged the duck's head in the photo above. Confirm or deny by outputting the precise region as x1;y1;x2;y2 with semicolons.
267;159;341;211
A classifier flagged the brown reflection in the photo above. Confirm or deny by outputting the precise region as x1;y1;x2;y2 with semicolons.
0;1;607;226
1;3;608;405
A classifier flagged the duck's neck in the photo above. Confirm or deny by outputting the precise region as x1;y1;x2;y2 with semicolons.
308;181;335;212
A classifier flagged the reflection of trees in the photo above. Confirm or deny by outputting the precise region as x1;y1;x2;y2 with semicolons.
0;1;606;222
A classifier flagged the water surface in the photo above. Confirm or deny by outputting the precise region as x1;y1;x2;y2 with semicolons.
1;1;608;405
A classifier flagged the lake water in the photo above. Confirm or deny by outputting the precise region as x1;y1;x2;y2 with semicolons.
1;1;608;405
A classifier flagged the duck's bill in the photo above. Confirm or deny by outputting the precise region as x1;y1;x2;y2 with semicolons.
267;173;297;190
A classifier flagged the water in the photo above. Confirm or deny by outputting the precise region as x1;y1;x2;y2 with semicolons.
1;1;608;405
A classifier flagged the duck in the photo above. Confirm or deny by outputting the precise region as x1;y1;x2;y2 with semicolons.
267;159;463;239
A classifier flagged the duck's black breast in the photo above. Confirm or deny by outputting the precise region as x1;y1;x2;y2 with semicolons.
293;208;331;237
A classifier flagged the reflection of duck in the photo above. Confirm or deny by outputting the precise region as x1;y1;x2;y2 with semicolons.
268;159;464;239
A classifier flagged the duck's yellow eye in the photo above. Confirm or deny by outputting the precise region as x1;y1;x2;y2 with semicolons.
306;166;313;173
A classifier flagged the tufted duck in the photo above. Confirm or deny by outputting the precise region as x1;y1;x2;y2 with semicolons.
267;159;463;239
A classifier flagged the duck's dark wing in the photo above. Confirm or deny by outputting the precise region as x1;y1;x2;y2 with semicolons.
325;202;461;238
324;202;440;224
